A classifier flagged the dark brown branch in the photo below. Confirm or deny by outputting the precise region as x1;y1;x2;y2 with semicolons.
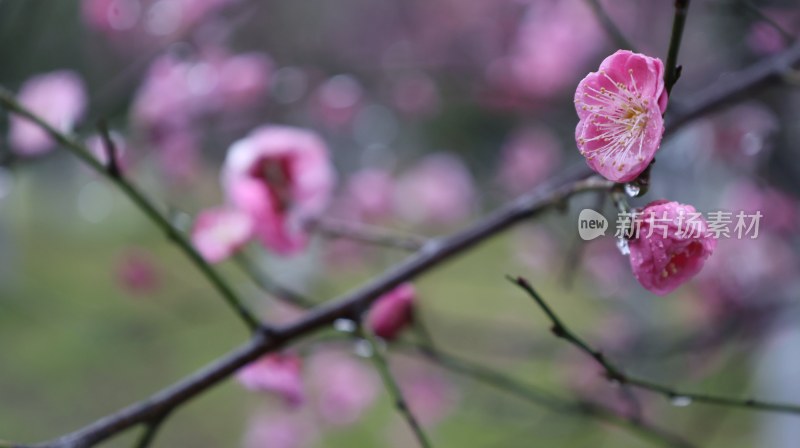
509;276;800;416
665;0;691;94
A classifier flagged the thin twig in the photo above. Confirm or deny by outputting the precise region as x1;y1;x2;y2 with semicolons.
233;252;318;309
133;412;170;448
96;120;120;178
665;0;691;94
582;0;635;51
362;329;433;448
405;342;697;448
308;217;426;252
508;276;800;416
0;87;261;332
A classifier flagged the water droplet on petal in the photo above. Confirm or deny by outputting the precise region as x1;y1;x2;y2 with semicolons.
624;183;640;197
670;395;692;407
616;238;630;255
333;318;357;333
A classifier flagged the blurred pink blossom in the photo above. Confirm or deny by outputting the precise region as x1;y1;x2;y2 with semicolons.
132;49;271;131
390;73;440;117
399;369;457;426
312;74;364;128
222;126;335;255
394;153;475;227
628;201;716;296
504;0;605;98
575;50;667;183
191;207;253;263
496;128;561;196
309;351;379;426
344;168;395;222
237;353;305;408
243;412;314;448
746;9;798;55
115;250;160;295
710;103;777;163
367;283;416;341
721;181;798;235
81;0;141;32
10;71;87;156
153;128;202;184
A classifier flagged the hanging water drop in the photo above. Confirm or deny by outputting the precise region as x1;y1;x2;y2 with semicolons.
624;183;640;197
333;318;357;333
670;395;693;407
616;238;630;255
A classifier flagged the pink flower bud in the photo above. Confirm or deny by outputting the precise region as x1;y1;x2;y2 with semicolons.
575;50;668;183
191;207;254;263
237;353;305;408
628;201;716;295
367;283;416;340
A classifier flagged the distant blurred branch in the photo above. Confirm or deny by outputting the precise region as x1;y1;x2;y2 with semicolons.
308;217;427;251
509;276;800;416
582;0;635;51
666;40;800;134
739;0;794;45
233;252;318;309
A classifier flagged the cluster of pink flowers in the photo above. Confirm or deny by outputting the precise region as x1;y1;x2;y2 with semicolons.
192;125;336;260
575;51;718;295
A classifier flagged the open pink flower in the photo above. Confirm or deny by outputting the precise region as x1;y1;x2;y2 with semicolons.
575;50;668;183
191;207;253;263
237;353;305;408
10;71;87;156
367;283;416;340
628;200;716;295
222;126;335;255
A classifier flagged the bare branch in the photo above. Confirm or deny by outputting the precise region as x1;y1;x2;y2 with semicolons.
308;217;427;252
509;276;800;416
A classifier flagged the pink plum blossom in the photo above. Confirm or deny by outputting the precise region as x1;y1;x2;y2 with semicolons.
496;128;562;196
243;412;315;448
237;353;305;408
10;71;87;156
216;52;273;111
628;200;716;296
575;50;668;183
367;283;416;341
505;0;605;98
222;126;335;255
309;351;379;426
191;207;253;263
344;168;395;222
312;74;364;128
394;153;475;227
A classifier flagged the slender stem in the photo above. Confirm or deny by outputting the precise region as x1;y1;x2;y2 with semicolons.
0;88;261;332
509;276;800;415
405;342;696;448
665;0;691;94
362;329;433;448
308;217;426;252
233;252;318;309
582;0;635;51
133;412;170;448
